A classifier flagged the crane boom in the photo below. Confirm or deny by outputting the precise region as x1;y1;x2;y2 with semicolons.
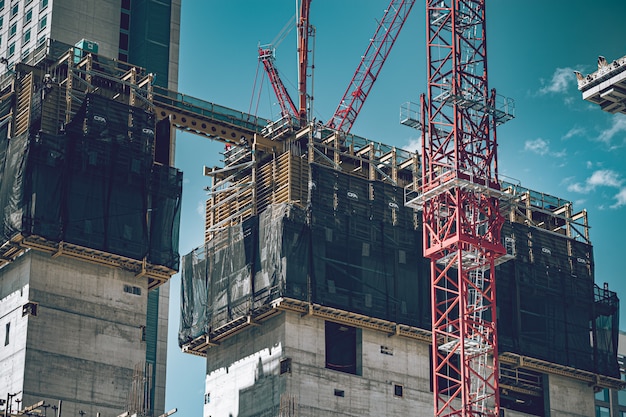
326;0;415;133
258;46;299;120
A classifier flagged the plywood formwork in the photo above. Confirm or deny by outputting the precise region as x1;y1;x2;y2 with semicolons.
203;124;420;241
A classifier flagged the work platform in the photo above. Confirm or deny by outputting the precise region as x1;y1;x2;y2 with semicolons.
578;54;626;114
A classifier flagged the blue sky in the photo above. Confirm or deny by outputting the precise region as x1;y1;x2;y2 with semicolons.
166;2;626;415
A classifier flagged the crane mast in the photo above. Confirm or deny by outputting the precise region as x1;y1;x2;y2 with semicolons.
416;1;512;415
297;0;313;125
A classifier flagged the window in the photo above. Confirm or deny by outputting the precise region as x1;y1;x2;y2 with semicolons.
0;16;3;29
23;28;30;43
22;302;38;317
118;32;128;50
204;393;210;404
596;388;609;402
123;284;142;295
38;15;46;31
120;12;129;30
4;322;9;346
333;389;344;397
40;0;47;8
10;3;17;18
325;321;361;375
9;22;16;38
0;0;4;10
21;48;29;59
596;406;610;417
394;384;403;397
37;35;45;46
8;42;15;57
25;8;32;24
279;358;292;374
121;0;130;10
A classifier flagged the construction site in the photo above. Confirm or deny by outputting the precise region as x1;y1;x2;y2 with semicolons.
0;1;623;417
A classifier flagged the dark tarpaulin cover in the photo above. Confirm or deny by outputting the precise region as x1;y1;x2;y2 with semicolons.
179;245;208;344
0;94;182;270
179;193;428;346
0;133;28;241
179;164;620;377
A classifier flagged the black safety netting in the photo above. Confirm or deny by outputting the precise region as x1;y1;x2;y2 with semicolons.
497;221;620;377
179;164;430;346
0;93;182;270
179;165;620;377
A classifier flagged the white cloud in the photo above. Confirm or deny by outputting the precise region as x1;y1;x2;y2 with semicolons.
403;137;421;153
567;169;623;194
196;200;205;217
562;126;585;140
597;114;626;145
538;67;576;95
610;188;626;209
524;138;549;155
587;169;622;188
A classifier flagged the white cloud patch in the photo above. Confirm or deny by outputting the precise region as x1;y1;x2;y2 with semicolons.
538;67;576;95
196;200;205;217
524;138;566;159
403;137;421;153
567;169;623;194
588;169;622;188
562;126;585;140
524;138;549;155
611;188;626;209
597;114;626;146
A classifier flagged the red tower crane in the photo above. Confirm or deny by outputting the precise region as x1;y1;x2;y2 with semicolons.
259;0;414;135
258;46;299;120
405;1;513;416
297;0;313;125
327;0;416;134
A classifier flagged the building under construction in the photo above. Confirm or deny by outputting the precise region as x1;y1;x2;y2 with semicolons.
176;2;623;417
0;2;622;417
177;113;622;416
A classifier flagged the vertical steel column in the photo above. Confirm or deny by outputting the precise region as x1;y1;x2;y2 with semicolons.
424;1;504;416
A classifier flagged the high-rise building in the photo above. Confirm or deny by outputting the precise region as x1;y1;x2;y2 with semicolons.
0;0;180;91
0;1;181;416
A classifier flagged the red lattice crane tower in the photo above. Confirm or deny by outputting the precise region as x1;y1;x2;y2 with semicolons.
405;1;513;416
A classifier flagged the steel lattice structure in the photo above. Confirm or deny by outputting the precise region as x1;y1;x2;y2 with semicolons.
421;1;509;415
259;46;299;120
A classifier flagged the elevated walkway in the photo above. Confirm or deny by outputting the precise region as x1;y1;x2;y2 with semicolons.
152;86;269;145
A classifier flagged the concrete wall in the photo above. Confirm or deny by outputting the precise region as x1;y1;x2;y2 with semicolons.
202;310;601;417
154;281;170;417
0;254;31;413
0;251;149;417
547;374;595;417
204;312;433;417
